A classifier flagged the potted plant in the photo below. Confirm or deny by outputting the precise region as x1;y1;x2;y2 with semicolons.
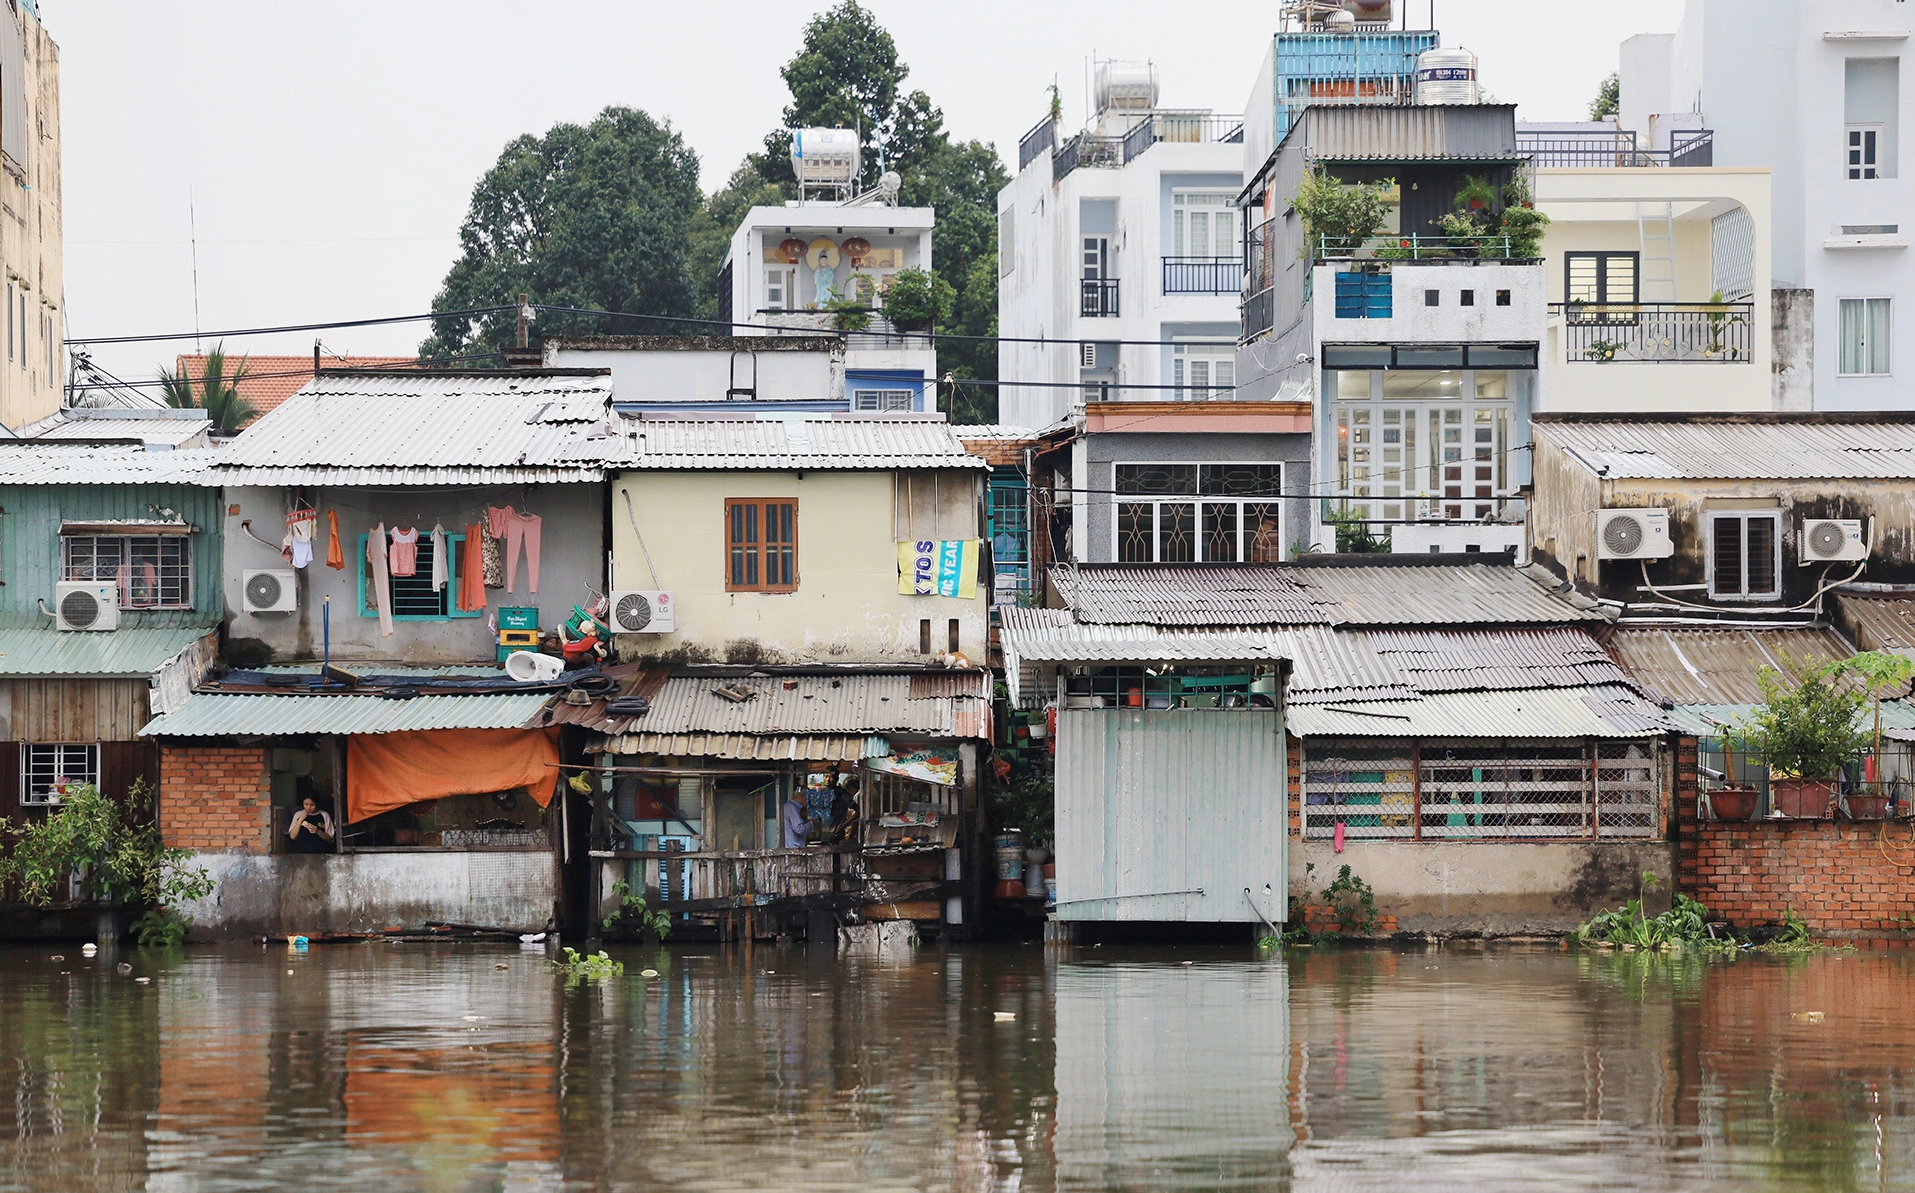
879;266;954;333
1737;658;1870;819
1456;174;1497;212
1290;168;1397;258
1836;650;1915;819
1705;781;1759;822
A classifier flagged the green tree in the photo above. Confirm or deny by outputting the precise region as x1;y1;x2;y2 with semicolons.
1589;72;1620;121
157;343;256;431
420;106;704;360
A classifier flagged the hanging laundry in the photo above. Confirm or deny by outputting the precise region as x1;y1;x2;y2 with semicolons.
429;522;448;592
481;528;504;588
367;522;395;637
325;509;346;570
458;523;486;612
486;505;513;539
389;526;419;577
286;508;317;570
501;510;543;594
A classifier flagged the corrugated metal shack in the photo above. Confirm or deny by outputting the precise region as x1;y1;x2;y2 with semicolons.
541;664;993;940
1007;557;1684;935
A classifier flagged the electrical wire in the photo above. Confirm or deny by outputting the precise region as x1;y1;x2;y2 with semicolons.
66;349;510;394
67;305;518;345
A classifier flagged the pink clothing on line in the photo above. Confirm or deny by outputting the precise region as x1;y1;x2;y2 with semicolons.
502;511;542;594
388;527;419;577
486;506;513;539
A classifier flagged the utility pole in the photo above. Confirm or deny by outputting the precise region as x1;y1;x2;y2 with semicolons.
517;293;530;349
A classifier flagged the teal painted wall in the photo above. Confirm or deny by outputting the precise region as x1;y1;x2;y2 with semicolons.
0;484;224;628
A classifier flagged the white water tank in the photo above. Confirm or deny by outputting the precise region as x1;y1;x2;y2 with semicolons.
1414;47;1480;105
789;128;860;190
1095;61;1160;112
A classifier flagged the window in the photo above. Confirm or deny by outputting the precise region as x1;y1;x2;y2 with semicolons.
62;534;193;609
1330;367;1523;522
1709;512;1780;601
1114;464;1283;563
853;388;914;412
1081;237;1110;281
357;532;480;620
1845;58;1899;179
1425;289;1441;307
6;282;11;362
1334;271;1392;319
1565;252;1638;307
1460;289;1475;307
1848;125;1882;179
1495;290;1511;306
1839;297;1892;375
998;208;1015;276
726;499;797;593
21;743;98;806
1172;343;1235;400
765;267;796;311
1171;191;1236;257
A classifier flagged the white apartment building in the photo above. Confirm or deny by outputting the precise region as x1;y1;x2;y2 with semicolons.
1616;0;1914;410
0;1;60;430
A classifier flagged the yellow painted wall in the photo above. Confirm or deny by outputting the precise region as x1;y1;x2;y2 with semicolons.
610;469;988;664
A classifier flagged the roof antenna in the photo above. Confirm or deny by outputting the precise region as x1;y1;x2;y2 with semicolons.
188;186;202;354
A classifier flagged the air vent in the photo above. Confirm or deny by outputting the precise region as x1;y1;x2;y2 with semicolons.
62;588;100;628
1079;343;1097;369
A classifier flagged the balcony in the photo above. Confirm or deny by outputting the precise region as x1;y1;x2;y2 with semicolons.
1551;301;1754;363
1054;134;1122;180
1315;233;1525;263
1518;129;1714;168
1162;257;1244;295
1241;287;1276;340
1081;278;1121;318
1018;117;1056;171
755;309;935;351
1119;112;1244;165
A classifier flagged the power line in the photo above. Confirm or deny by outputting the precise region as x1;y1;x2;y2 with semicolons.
67;305;517;346
529;302;1243;348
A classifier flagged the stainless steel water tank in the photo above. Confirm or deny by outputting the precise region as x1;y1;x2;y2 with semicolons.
1414;47;1480;105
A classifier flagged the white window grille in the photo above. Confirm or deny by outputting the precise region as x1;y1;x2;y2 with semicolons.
1172;343;1236;400
1711;208;1757;301
1848;123;1883;179
1171;191;1237;257
21;743;100;806
1708;512;1781;601
61;534;193;609
1113;462;1283;563
853;388;914;412
1331;368;1516;522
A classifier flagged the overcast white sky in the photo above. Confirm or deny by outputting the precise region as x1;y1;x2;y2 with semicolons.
58;0;1681;385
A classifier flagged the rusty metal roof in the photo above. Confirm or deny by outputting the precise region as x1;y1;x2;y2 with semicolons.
575;669;990;743
1286;685;1670;739
1287;563;1604;626
1052;565;1320;626
140;691;556;736
1834;594;1915;656
1536;417;1915;480
622;414;985;471
599;733;883;761
1604;626;1852;705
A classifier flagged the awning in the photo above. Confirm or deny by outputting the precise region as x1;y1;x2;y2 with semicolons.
597;733;891;762
0;624;218;678
139;692;555;736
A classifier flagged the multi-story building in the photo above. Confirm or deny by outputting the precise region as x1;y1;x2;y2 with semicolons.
0;0;61;430
1000;64;1311;564
1609;0;1913;411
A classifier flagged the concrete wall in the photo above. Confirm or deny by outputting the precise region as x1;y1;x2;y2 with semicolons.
609;468;987;664
1772;287;1816;411
1078;430;1314;563
176;851;559;937
547;339;843;406
223;484;605;664
0;6;61;430
1291;838;1680;935
1312;261;1548;348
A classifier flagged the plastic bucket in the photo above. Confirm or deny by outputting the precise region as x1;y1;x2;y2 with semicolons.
505;650;564;683
994;829;1024;883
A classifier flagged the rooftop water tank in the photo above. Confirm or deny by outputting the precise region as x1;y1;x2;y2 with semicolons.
1095;61;1160;112
789;128;860;190
1414;47;1479;105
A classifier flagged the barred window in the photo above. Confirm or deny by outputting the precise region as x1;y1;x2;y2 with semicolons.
725;499;798;593
21;743;99;806
61;534;193;609
359;532;479;620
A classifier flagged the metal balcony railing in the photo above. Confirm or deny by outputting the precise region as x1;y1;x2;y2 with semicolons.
1315;233;1519;261
1119;112;1245;164
1018;117;1056;170
1550;301;1754;363
1241;287;1276;339
1080;278;1120;318
1054;134;1122;180
1162;257;1245;295
1518;129;1714;168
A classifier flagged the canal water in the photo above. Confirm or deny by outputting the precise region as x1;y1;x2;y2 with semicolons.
1;940;1911;1191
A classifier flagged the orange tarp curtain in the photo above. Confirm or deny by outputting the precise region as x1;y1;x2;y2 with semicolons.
345;727;560;822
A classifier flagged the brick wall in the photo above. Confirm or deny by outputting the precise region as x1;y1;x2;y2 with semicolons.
159;745;271;853
1677;738;1915;934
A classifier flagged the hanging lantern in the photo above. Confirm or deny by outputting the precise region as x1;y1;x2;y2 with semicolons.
841;236;871;265
777;238;807;264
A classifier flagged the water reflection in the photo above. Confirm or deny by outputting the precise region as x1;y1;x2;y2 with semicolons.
2;941;1915;1190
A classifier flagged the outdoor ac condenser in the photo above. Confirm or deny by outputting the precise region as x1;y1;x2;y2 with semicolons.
1595;509;1673;561
242;569;298;613
609;590;676;633
54;581;119;632
1799;518;1867;563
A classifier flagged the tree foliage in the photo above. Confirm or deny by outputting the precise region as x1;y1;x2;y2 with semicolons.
0;780;213;910
1736;658;1871;779
157;343;256;432
1290;169;1397;255
1589;72;1620;121
420;106;705;360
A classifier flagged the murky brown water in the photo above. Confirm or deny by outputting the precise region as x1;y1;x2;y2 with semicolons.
1;940;1912;1191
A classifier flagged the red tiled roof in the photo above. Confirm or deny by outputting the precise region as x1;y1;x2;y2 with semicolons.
174;354;418;419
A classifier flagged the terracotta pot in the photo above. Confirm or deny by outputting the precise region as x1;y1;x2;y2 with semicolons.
1771;777;1834;819
1707;786;1758;821
1846;794;1891;821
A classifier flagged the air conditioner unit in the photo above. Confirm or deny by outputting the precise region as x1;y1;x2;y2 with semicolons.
242;569;298;613
1596;508;1673;560
609;590;676;634
55;581;119;632
1800;518;1867;563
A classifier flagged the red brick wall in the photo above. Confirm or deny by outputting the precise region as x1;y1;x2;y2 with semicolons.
1677;738;1915;933
160;745;271;853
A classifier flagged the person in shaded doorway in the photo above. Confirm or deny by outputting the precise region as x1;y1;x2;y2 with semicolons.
827;783;861;845
288;797;335;854
781;791;816;849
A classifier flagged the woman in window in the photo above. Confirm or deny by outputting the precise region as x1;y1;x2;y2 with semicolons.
288;797;336;854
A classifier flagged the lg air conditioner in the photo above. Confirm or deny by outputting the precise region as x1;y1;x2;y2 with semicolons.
609;590;676;633
1595;509;1673;560
1800;518;1867;563
55;581;119;632
242;569;299;613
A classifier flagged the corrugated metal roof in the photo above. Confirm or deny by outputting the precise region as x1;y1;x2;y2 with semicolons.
598;671;990;738
212;372;620;484
600;733;882;761
1537;418;1915;480
1053;565;1320;626
1289;564;1604;626
623;415;986;471
139;692;555;737
24;414;212;446
0;444;216;485
1605;627;1851;705
1365;627;1636;693
952;424;1040;440
0;625;217;677
1286;686;1670;739
1293;103;1521;162
1834;594;1915;655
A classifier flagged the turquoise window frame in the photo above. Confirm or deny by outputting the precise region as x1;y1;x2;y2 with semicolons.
355;532;483;621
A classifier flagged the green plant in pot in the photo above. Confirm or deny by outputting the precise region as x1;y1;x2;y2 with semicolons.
1736;658;1870;819
880;267;954;332
1291;169;1397;257
1836;650;1915;819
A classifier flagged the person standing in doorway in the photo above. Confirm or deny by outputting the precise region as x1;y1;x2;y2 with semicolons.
781;791;815;849
288;797;335;854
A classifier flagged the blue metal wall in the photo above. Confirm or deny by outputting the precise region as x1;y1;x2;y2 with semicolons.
0;483;224;629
